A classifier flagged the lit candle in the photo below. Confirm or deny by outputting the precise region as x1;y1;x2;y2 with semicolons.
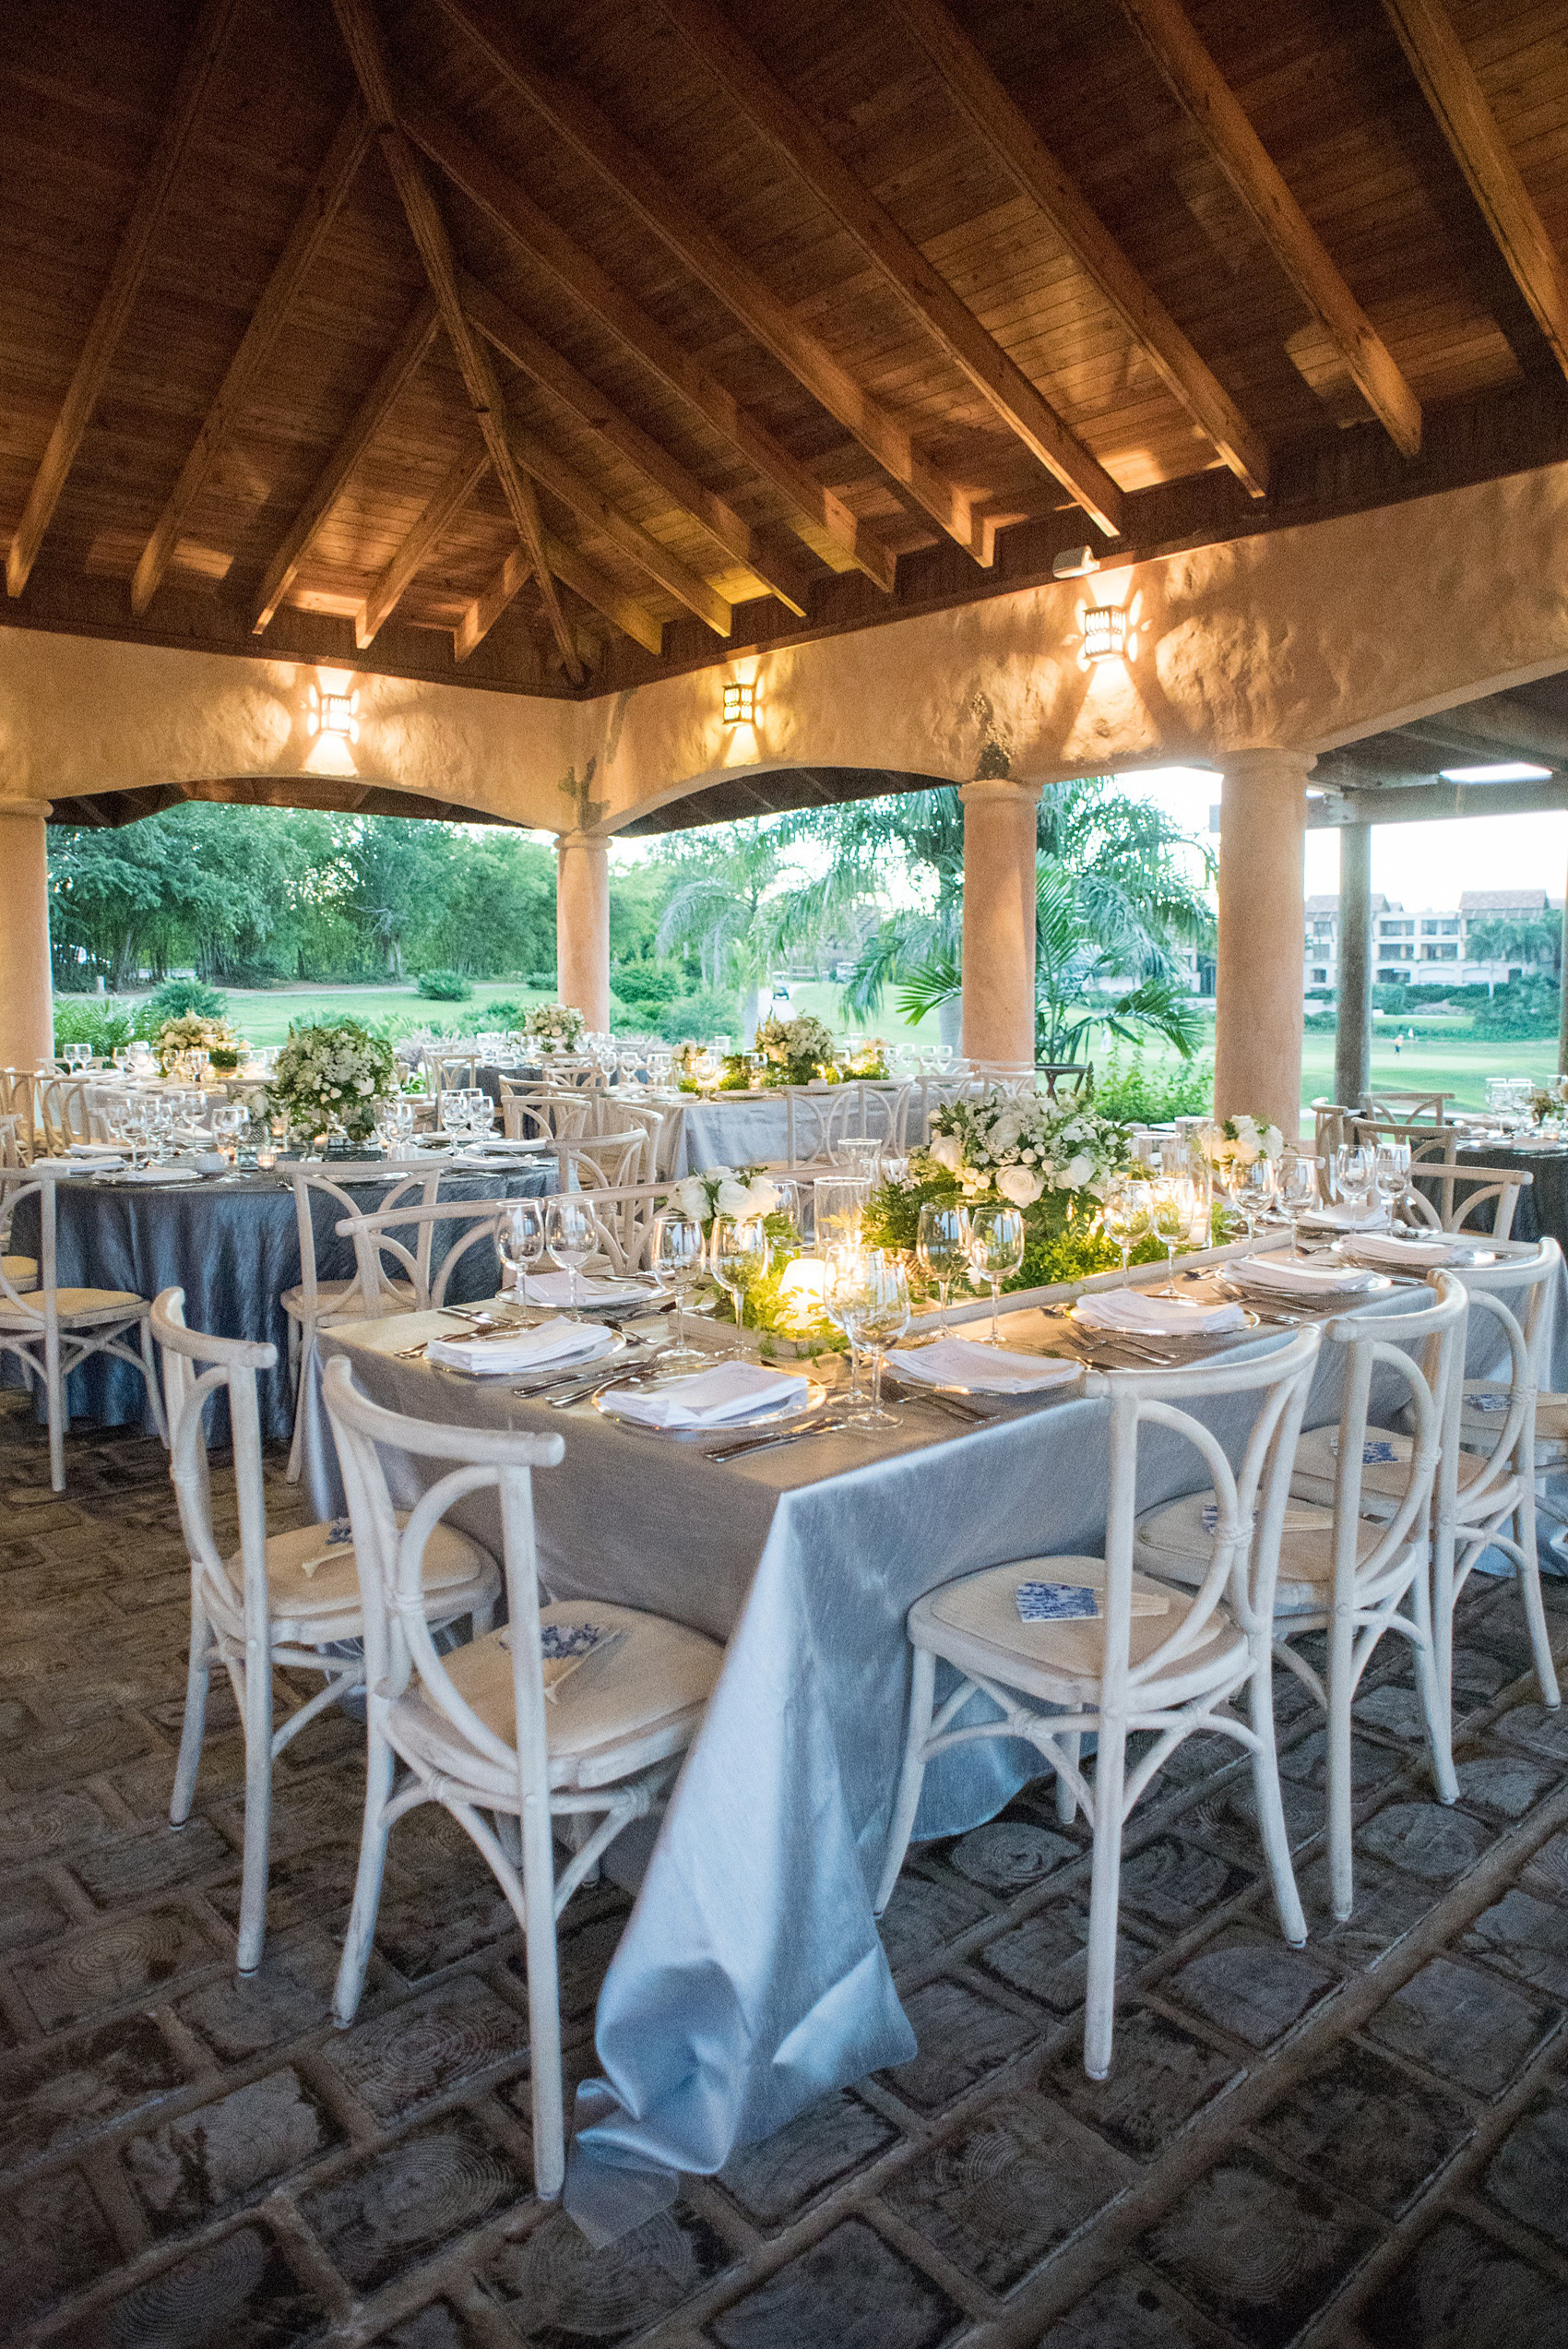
778;1255;827;1330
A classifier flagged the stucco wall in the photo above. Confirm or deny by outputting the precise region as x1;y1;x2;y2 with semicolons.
6;457;1568;832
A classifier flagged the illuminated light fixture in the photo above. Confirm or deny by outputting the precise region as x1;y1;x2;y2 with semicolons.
306;683;360;745
1052;544;1099;579
1080;602;1128;666
1438;761;1552;783
722;679;755;725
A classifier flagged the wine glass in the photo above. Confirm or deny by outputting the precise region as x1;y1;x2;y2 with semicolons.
710;1216;770;1355
545;1198;598;1318
466;1087;493;1138
968;1204;1025;1343
438;1091;469;1142
1373;1140;1411;1223
1101;1177;1153;1278
916;1202;970;1330
1334;1142;1373;1208
650;1210;707;1365
1277;1154;1321;1257
1226;1154;1276;1246
498;1201;546;1311
1151;1176;1195;1294
838;1249;910;1431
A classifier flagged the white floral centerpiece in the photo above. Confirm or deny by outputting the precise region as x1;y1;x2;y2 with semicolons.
523;1003;586;1055
1201;1115;1284;1177
675;1164;780;1232
754;1012;839;1086
267;1019;398;1147
152;1012;240;1074
922;1089;1130;1211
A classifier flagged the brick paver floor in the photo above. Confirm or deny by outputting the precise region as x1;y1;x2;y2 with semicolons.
3;1392;1568;2347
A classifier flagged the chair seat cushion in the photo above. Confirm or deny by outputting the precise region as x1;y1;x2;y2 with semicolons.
0;1286;146;1325
1463;1381;1568;1450
1290;1423;1486;1514
235;1514;494;1619
279;1280;361;1321
401;1601;722;1792
913;1553;1237;1703
1135;1490;1389;1613
2;1255;38;1294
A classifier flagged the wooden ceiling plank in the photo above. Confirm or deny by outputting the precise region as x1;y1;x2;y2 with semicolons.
456;545;531;661
431;0;998;565
1380;0;1568;383
1120;0;1423;458
398;79;896;591
462;271;811;614
885;0;1268;498
130;100;374;615
356;440;489;648
648;0;1125;537
505;416;731;637
253;294;439;633
542;530;665;655
6;0;244;599
330;0;585;682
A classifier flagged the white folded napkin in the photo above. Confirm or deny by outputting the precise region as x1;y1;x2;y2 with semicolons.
518;1271;655;1309
424;1317;612;1377
1300;1201;1389;1231
30;1154;125;1174
1073;1289;1246;1334
105;1164;201;1185
457;1137;545;1155
1230;1251;1381;1293
67;1142;125;1159
602;1361;807;1429
1342;1231;1460;1269
885;1338;1081;1394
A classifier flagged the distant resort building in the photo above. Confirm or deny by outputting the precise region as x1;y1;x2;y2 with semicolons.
1303;889;1558;995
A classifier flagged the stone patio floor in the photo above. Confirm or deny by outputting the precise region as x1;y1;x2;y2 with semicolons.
4;1395;1568;2349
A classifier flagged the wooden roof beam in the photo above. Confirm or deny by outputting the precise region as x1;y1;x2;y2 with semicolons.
330;0;584;682
355;440;488;648
1380;0;1568;384
399;81;896;595
431;0;1002;566
456;546;529;661
885;0;1268;498
1121;0;1423;458
648;0;1125;537
253;294;439;632
541;531;665;656
131;100;374;614
6;0;243;598
461;273;810;614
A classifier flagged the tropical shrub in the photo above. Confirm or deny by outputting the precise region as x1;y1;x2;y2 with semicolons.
417;969;473;1002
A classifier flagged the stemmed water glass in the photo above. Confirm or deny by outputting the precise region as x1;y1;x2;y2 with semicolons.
466;1088;493;1140
438;1091;470;1143
1277;1154;1321;1256
650;1210;707;1365
968;1204;1025;1343
1150;1176;1190;1293
710;1215;770;1354
498;1201;546;1311
916;1202;970;1330
837;1249;910;1430
1102;1177;1154;1277
545;1198;598;1318
1373;1139;1411;1224
1225;1154;1276;1246
1334;1143;1373;1209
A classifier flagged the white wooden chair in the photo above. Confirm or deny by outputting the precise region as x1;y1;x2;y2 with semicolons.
0;1115;34;1296
0;1169;167;1490
34;1076;97;1156
875;1329;1321;2078
153;1291;499;1976
1349;1115;1456;1163
562;1128;652;1190
281;1167;439;1481
431;1054;479;1093
588;1095;671;1174
322;1354;723;2195
538;1181;677;1279
0;1070;37;1162
1140;1274;1467;1921
1399;1161;1531;1239
500;1085;592;1145
781;1085;860;1167
333;1194;518;1318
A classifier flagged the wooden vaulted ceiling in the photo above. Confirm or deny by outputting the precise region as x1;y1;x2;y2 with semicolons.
6;0;1568;702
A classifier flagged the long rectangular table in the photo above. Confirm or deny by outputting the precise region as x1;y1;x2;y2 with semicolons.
299;1252;1506;2243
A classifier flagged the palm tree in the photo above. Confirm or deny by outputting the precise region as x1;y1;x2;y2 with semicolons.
654;824;833;1036
778;788;967;1044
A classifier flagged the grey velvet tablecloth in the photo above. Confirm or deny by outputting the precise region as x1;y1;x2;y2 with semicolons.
302;1280;1469;2244
1453;1140;1568;1251
8;1163;551;1441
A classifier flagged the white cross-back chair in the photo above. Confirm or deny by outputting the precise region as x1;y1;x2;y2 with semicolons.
0;1116;33;1299
531;1181;676;1280
322;1354;723;2195
281;1167;440;1480
334;1194;524;1318
0;1070;37;1162
781;1084;860;1167
876;1328;1321;2078
1399;1162;1531;1240
431;1055;478;1093
1442;1242;1563;1715
588;1095;671;1174
0;1170;167;1490
560;1128;652;1190
500;1084;592;1145
1349;1116;1455;1163
153;1291;499;1977
1142;1275;1467;1921
1362;1090;1455;1126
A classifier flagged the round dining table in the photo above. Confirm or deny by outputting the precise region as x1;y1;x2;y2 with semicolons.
1453;1137;1568;1252
6;1158;552;1442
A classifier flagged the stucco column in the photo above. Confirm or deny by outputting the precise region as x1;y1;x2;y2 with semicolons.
1335;820;1372;1111
959;779;1043;1065
0;801;53;1071
555;831;611;1033
1215;751;1314;1141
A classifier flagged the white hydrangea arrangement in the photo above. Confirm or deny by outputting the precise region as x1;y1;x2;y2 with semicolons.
152;1012;239;1072
675;1164;781;1229
523;1003;586;1054
921;1088;1131;1211
1202;1115;1284;1176
754;1012;839;1086
267;1019;398;1143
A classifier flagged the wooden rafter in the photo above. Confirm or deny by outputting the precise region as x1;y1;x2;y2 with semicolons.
254;295;438;633
130;101;374;614
541;531;664;656
356;441;488;648
330;0;584;682
462;274;810;615
648;0;1125;537
398;81;896;591
431;0;1001;566
6;0;243;599
456;546;529;661
885;0;1269;498
1121;0;1422;457
504;416;731;638
1380;0;1568;384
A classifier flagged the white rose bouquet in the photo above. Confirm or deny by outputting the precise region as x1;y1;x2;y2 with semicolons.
1202;1115;1284;1176
675;1164;780;1231
921;1088;1131;1215
267;1019;398;1144
152;1012;240;1073
754;1013;839;1086
523;1003;586;1055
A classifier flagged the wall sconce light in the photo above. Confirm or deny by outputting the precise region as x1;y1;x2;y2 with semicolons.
722;680;755;725
1080;603;1128;665
307;683;360;744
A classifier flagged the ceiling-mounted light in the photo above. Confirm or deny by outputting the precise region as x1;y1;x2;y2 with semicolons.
1052;544;1099;579
306;683;360;744
722;680;755;725
1438;761;1551;782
